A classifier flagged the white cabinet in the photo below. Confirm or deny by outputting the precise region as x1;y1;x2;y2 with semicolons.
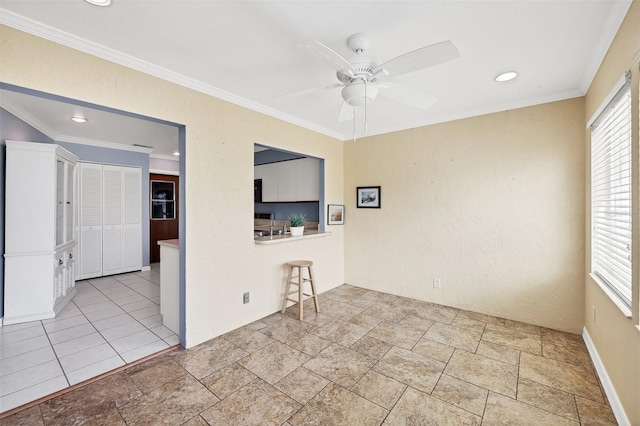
254;157;320;202
295;157;320;201
79;163;142;280
255;163;279;202
277;160;297;201
4;141;78;324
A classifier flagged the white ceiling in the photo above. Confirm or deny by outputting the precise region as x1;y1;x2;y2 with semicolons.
0;0;632;150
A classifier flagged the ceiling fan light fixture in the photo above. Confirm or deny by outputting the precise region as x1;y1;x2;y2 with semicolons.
495;71;518;82
71;116;88;123
84;0;111;6
342;82;379;106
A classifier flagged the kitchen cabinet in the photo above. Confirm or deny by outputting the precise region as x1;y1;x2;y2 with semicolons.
254;157;319;202
78;162;142;279
4;141;78;324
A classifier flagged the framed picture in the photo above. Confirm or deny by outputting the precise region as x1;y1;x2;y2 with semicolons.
357;186;381;208
327;204;345;225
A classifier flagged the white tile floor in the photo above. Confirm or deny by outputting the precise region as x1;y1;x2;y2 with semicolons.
0;265;179;413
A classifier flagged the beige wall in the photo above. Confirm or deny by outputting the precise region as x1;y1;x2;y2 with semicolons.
0;25;345;348
584;0;640;424
345;97;586;333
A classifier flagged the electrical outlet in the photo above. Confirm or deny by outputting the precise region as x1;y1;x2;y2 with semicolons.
433;278;441;289
243;292;250;304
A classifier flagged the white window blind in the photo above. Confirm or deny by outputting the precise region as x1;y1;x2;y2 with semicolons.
591;75;632;308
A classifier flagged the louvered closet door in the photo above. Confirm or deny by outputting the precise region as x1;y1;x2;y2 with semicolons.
103;165;123;275
80;163;103;279
123;167;142;271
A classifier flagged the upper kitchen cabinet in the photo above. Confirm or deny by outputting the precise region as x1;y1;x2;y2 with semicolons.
4;141;79;324
255;157;320;202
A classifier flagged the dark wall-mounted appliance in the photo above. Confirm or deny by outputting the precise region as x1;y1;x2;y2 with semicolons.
254;179;262;202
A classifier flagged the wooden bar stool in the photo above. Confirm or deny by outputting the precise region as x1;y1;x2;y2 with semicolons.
281;260;320;320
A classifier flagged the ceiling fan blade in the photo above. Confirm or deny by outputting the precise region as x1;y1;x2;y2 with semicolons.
272;83;344;100
295;40;356;73
338;101;354;122
374;40;460;78
378;82;438;109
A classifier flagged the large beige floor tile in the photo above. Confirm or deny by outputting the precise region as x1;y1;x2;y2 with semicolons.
200;363;257;399
174;338;247;379
303;344;376;388
119;375;219;426
350;335;393;359
575;395;617;425
222;327;275;353
289;383;388;426
444;349;518;398
373;346;445;394
312;319;369;346
482;323;542;355
383;387;481;425
351;370;406;410
200;378;300;426
237;341;310;385
483;392;578;425
424;322;482;353
519;352;604;403
432;373;488;416
275;367;330;405
411;336;455;363
517;377;579;422
367;321;425;350
475;341;520;366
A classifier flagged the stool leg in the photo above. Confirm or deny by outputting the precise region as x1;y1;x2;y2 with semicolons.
307;265;320;313
297;266;304;320
281;265;293;314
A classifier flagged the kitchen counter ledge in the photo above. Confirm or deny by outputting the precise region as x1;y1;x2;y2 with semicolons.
254;230;330;245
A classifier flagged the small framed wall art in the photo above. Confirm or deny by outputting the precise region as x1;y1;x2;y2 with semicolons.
327;204;345;225
357;186;381;208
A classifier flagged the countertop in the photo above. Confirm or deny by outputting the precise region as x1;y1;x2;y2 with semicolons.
254;230;330;245
157;239;179;249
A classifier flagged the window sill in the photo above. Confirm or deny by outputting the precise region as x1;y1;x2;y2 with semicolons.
589;273;632;319
254;231;330;245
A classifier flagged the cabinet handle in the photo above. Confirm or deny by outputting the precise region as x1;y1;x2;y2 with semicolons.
58;259;63;265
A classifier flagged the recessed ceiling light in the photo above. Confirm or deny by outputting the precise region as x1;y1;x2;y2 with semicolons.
71;116;88;123
172;151;180;156
85;0;111;6
495;71;518;82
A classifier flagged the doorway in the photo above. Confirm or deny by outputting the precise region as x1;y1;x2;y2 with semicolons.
150;173;180;263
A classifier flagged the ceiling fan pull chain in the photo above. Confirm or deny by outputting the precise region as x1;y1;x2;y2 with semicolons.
353;106;357;141
364;81;368;133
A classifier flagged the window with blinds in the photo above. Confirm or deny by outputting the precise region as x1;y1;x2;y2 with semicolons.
590;76;632;309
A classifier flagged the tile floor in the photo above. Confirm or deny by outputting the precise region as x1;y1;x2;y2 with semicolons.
0;266;179;413
1;284;618;425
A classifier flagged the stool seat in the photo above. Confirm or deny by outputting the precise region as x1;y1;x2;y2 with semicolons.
288;260;313;267
282;260;319;320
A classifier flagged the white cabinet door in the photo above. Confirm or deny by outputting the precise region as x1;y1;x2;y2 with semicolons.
79;163;103;279
278;160;297;201
123;167;142;271
256;163;279;202
102;165;123;275
296;157;320;201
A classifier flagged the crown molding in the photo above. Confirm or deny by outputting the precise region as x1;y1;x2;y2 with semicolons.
0;9;344;142
150;153;180;161
578;0;633;94
0;96;59;140
56;135;154;153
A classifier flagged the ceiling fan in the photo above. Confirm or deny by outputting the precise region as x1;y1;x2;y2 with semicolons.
285;33;460;137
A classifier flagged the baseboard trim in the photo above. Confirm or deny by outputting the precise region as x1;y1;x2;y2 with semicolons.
582;327;630;426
